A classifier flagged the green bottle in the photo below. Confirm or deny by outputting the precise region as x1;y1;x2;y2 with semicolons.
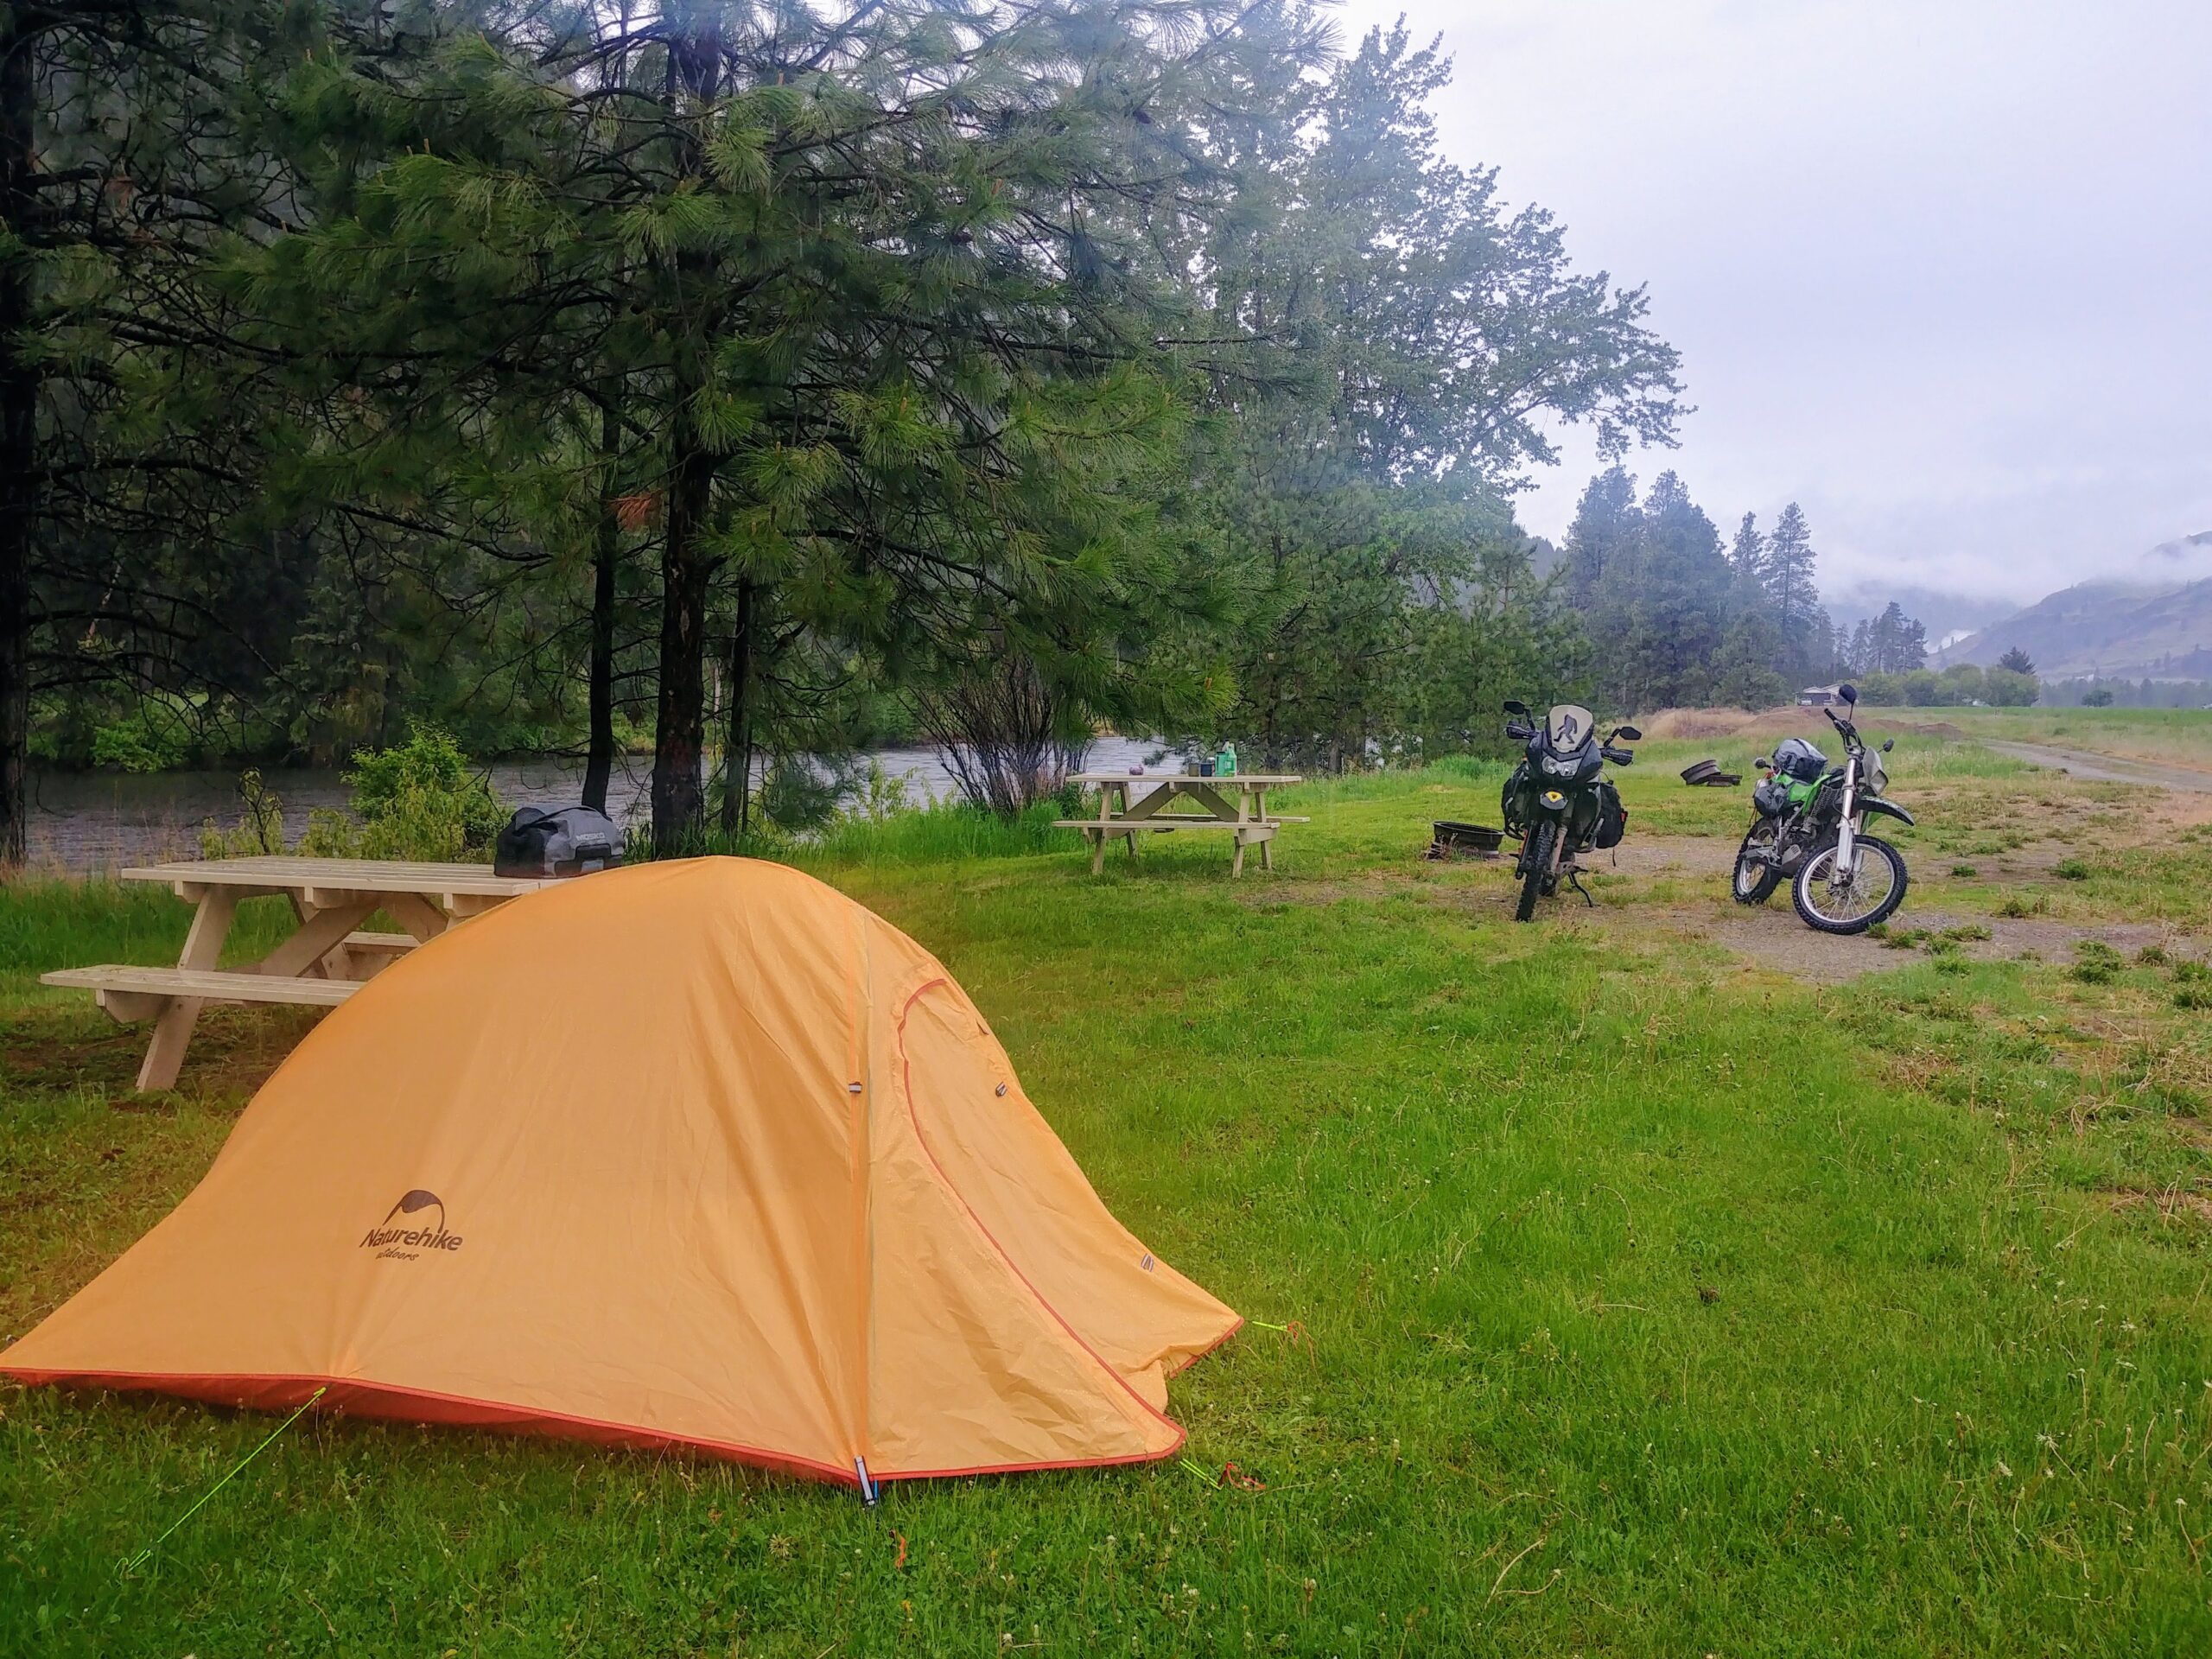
1217;741;1237;777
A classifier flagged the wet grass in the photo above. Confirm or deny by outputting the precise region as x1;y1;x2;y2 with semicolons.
1907;704;2212;771
4;740;2212;1656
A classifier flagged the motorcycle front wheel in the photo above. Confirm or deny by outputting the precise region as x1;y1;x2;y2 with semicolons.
1732;821;1783;906
1516;818;1558;923
1792;834;1907;934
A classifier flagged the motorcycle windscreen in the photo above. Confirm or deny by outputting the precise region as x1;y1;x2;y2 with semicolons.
1545;705;1595;749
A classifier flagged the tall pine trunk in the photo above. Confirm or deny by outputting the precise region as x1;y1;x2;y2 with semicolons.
0;5;35;864
582;397;620;816
719;578;754;835
649;434;715;855
645;15;722;857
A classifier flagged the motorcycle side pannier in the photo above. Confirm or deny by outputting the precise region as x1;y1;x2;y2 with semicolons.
494;805;623;879
1594;779;1628;849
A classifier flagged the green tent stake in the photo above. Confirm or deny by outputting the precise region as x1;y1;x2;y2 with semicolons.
120;1386;326;1577
1248;1319;1290;1332
1179;1456;1214;1485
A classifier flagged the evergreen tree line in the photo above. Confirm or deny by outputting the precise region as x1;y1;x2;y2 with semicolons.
2;0;1687;856
1842;608;2037;706
1558;466;1839;714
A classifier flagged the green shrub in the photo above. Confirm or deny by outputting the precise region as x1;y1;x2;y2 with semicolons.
1949;864;1977;877
92;704;193;773
340;725;507;860
198;770;289;858
2069;940;2123;984
2054;858;2091;880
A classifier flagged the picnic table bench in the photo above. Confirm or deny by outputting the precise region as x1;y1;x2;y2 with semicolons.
1057;772;1306;876
41;856;554;1091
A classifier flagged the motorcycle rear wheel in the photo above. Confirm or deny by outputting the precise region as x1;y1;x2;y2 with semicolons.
1516;819;1557;923
1732;822;1783;906
1792;834;1908;934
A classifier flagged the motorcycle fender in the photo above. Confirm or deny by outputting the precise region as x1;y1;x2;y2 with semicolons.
1860;798;1915;827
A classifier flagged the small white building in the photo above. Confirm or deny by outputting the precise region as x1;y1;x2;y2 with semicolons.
1797;683;1847;707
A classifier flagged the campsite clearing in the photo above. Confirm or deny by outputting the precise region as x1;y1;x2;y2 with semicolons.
5;719;2212;1656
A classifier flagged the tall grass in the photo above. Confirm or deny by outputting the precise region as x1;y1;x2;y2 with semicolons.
636;798;1077;868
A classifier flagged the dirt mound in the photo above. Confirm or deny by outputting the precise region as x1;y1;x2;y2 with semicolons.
1637;705;1968;747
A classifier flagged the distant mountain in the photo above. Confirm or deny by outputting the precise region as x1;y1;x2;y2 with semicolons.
2140;530;2212;571
1949;550;2212;679
1825;582;2019;649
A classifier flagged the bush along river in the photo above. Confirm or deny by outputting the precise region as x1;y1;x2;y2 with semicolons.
20;737;1173;873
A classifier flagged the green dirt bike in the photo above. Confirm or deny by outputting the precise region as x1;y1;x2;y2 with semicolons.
1732;683;1914;934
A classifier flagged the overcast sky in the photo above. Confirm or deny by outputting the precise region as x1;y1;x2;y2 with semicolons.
1333;0;2212;611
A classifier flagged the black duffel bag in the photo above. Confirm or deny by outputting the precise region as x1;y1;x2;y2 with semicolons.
494;805;624;879
1593;779;1629;849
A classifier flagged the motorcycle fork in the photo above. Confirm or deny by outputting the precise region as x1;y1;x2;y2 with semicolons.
1834;766;1859;880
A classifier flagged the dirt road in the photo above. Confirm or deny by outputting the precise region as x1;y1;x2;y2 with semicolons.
1984;739;2212;793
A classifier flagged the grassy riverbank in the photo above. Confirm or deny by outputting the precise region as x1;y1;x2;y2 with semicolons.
5;726;2212;1656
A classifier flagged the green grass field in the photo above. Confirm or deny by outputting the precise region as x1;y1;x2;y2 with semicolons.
1885;703;2212;772
5;729;2212;1656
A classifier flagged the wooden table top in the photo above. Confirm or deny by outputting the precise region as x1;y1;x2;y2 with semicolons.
119;856;556;899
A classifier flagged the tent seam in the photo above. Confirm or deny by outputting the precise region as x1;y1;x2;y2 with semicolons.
891;979;1188;1461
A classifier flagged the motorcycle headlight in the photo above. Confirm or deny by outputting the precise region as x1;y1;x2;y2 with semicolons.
1864;754;1887;794
1541;753;1577;778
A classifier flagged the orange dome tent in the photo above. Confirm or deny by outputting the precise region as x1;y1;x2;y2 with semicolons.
3;859;1238;1489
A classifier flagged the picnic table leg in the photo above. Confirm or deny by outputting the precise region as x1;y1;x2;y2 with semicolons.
247;899;378;982
1232;832;1247;878
137;888;239;1092
379;892;454;942
1257;788;1273;871
1090;829;1106;876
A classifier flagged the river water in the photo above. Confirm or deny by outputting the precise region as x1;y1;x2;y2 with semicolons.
21;735;1175;873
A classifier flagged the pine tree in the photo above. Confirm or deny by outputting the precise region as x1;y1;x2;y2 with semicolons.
1729;512;1766;583
1762;502;1820;677
1605;471;1730;710
251;0;1295;846
1857;601;1928;672
1562;467;1643;610
2;0;297;859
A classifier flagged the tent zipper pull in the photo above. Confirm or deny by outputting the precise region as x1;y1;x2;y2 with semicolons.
855;1457;877;1506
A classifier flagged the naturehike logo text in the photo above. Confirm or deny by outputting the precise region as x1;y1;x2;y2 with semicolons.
360;1190;462;1259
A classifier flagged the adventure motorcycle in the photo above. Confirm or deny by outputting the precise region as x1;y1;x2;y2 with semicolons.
1500;700;1640;922
1732;683;1913;934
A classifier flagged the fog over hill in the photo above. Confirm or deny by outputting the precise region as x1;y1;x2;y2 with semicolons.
1825;582;2022;651
1942;533;2212;678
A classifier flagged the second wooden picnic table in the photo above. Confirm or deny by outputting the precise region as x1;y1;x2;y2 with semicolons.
1057;772;1306;876
41;856;554;1091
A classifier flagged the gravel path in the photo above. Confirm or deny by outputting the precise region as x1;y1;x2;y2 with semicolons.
1983;739;2212;794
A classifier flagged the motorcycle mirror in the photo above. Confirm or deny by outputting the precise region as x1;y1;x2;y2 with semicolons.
1502;698;1529;715
1838;683;1859;705
1882;738;1894;753
1755;757;1772;770
1615;725;1642;742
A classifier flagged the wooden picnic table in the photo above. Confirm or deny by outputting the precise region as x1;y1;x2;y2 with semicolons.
1056;772;1306;876
41;856;555;1091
